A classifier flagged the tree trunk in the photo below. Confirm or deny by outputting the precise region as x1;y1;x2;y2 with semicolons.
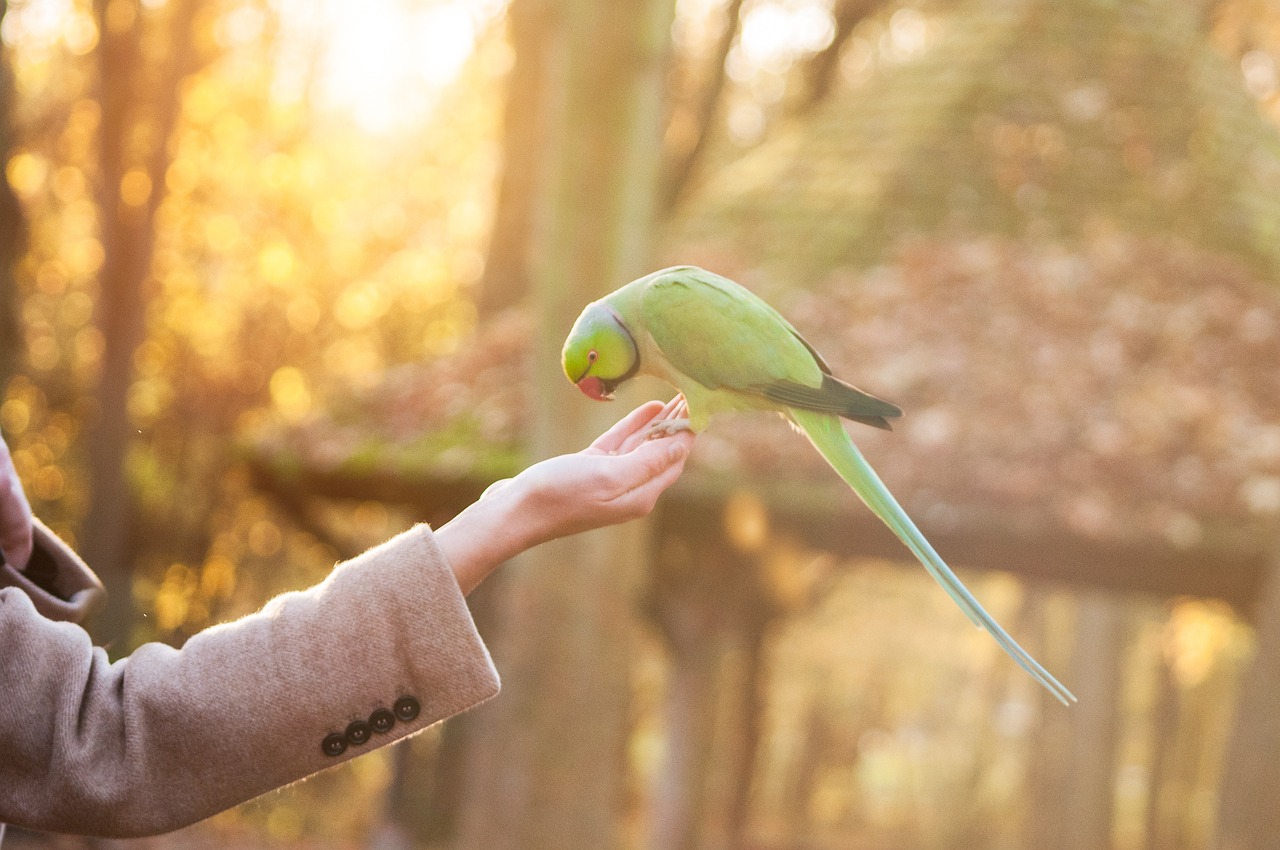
724;625;768;849
475;0;554;316
83;0;202;647
1144;650;1180;850
650;623;728;850
83;0;149;643
1063;591;1125;850
0;0;23;388
644;532;782;850
1023;588;1082;850
782;698;832;844
453;1;674;848
1215;546;1280;850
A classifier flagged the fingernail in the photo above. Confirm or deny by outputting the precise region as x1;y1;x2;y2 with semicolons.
667;443;686;462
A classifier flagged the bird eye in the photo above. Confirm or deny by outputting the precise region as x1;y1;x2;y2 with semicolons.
588;350;598;363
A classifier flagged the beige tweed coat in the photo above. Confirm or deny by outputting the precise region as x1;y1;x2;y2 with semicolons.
0;518;500;837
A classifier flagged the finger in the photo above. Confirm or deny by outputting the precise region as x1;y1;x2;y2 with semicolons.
592;399;672;456
642;395;682;431
660;427;695;458
587;400;666;455
615;394;684;455
611;440;690;516
649;393;682;422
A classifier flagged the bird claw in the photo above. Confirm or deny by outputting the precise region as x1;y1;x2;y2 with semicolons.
645;418;693;440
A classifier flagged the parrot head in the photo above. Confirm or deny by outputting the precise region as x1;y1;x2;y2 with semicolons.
562;301;640;401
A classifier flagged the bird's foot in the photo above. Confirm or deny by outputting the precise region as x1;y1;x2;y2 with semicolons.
645;418;693;440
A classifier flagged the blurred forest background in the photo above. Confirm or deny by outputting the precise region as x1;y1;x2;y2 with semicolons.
3;0;1280;849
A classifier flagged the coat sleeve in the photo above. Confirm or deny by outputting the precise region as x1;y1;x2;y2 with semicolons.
0;522;500;838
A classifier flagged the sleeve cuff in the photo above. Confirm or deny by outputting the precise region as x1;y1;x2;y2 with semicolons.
281;523;501;771
0;519;104;624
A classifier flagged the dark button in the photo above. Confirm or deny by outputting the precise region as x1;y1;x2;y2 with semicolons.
321;733;348;757
370;708;395;734
345;719;372;746
393;696;420;722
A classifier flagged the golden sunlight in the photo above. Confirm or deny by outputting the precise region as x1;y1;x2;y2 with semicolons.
275;0;505;133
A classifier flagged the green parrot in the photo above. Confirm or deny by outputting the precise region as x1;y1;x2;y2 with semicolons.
562;265;1076;705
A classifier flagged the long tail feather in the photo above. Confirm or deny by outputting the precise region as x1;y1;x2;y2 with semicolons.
792;408;1077;706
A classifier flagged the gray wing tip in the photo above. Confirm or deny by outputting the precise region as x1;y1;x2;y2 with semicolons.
854;414;896;431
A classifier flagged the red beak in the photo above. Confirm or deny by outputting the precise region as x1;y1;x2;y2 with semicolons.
576;376;612;400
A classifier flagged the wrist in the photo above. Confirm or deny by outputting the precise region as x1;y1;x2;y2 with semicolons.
435;477;540;595
481;476;544;556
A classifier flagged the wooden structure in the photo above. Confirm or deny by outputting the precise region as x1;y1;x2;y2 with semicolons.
250;235;1280;607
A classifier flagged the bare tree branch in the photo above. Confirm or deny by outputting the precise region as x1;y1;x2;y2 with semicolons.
793;0;884;116
476;0;558;316
658;0;747;215
84;0;213;645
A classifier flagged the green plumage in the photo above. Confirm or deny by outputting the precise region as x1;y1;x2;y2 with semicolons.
563;266;1077;705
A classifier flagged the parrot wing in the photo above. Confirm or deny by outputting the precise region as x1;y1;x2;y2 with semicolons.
638;268;901;428
639;268;820;389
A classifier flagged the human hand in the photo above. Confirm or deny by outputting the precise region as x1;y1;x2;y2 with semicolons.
437;398;694;594
0;434;34;571
508;395;695;543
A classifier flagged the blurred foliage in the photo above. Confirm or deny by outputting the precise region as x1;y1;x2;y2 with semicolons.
4;1;506;840
675;0;1280;285
3;0;1280;848
2;0;506;641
